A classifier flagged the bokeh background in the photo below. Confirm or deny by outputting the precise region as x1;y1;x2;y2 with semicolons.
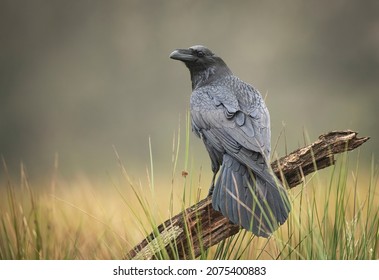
1;0;378;186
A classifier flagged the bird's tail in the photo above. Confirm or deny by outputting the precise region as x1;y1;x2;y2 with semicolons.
212;154;291;237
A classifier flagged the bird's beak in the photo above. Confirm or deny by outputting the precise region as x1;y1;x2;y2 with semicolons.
169;49;196;62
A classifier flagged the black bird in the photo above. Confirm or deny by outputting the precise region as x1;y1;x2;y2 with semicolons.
170;45;290;237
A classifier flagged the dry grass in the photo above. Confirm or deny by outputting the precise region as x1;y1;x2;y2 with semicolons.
1;152;378;260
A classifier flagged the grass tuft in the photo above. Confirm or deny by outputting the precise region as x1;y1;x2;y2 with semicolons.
0;124;378;259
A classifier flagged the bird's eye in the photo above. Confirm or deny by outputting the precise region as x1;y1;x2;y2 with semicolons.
197;51;205;57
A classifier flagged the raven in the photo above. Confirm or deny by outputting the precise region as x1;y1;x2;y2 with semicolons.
170;45;290;237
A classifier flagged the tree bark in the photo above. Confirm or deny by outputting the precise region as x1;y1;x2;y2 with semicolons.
126;130;369;260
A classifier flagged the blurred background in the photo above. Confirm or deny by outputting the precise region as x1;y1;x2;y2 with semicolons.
1;0;378;186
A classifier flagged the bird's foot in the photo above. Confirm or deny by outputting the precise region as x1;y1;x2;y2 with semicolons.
208;185;215;197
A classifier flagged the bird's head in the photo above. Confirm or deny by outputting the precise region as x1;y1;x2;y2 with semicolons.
170;45;232;89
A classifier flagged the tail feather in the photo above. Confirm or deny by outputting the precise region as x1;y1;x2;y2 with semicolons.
212;154;291;237
228;171;240;225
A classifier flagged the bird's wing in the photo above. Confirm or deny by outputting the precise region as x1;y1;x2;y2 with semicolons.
192;81;271;162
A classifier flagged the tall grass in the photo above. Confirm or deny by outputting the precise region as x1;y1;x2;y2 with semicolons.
278;153;379;260
0;124;378;259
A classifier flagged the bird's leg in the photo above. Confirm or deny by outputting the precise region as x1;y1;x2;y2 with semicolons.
207;172;217;196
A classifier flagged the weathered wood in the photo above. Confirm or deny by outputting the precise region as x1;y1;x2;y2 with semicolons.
126;130;369;260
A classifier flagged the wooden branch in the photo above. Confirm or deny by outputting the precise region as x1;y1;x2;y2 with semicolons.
126;130;369;260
